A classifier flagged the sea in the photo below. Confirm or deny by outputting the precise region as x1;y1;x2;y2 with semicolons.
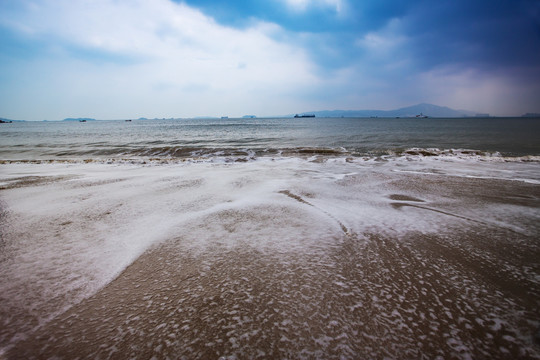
1;116;540;161
1;117;539;359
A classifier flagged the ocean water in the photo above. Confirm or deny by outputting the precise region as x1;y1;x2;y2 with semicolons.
1;117;539;358
1;117;540;161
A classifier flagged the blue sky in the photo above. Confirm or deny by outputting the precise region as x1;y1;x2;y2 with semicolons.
1;0;539;120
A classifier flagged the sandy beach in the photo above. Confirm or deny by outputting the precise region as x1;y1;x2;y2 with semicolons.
1;160;539;359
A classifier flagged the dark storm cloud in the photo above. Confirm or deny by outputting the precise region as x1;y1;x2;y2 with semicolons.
180;0;540;72
401;0;540;69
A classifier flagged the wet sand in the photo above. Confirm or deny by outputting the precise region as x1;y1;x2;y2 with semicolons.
1;166;539;359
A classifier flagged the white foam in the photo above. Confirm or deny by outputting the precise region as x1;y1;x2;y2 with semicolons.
0;157;538;352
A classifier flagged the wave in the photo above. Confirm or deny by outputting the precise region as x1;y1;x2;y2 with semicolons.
2;146;539;165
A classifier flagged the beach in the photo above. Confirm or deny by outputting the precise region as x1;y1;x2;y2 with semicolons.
1;157;539;359
2;0;540;356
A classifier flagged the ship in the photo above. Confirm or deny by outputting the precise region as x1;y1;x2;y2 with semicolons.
415;113;428;118
294;114;315;118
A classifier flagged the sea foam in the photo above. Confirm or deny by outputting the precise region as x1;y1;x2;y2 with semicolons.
0;157;539;357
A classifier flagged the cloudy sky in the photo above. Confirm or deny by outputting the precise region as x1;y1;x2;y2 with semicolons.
1;0;539;120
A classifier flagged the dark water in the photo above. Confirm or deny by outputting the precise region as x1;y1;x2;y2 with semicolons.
1;117;539;160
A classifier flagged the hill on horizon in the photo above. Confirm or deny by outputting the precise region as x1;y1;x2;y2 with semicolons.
294;103;477;118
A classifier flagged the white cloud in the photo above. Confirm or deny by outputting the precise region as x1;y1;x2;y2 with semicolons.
0;0;320;119
282;0;345;14
356;18;408;58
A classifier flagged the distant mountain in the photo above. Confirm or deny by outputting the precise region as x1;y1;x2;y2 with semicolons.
294;103;476;118
392;103;476;117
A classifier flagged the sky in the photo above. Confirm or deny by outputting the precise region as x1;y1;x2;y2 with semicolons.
0;0;539;120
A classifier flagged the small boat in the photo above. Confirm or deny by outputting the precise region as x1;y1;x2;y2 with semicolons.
415;113;428;118
125;119;132;122
79;119;87;122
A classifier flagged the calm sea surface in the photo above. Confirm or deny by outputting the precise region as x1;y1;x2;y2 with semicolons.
1;117;539;160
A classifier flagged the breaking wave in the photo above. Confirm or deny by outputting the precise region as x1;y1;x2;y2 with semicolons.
1;146;539;165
